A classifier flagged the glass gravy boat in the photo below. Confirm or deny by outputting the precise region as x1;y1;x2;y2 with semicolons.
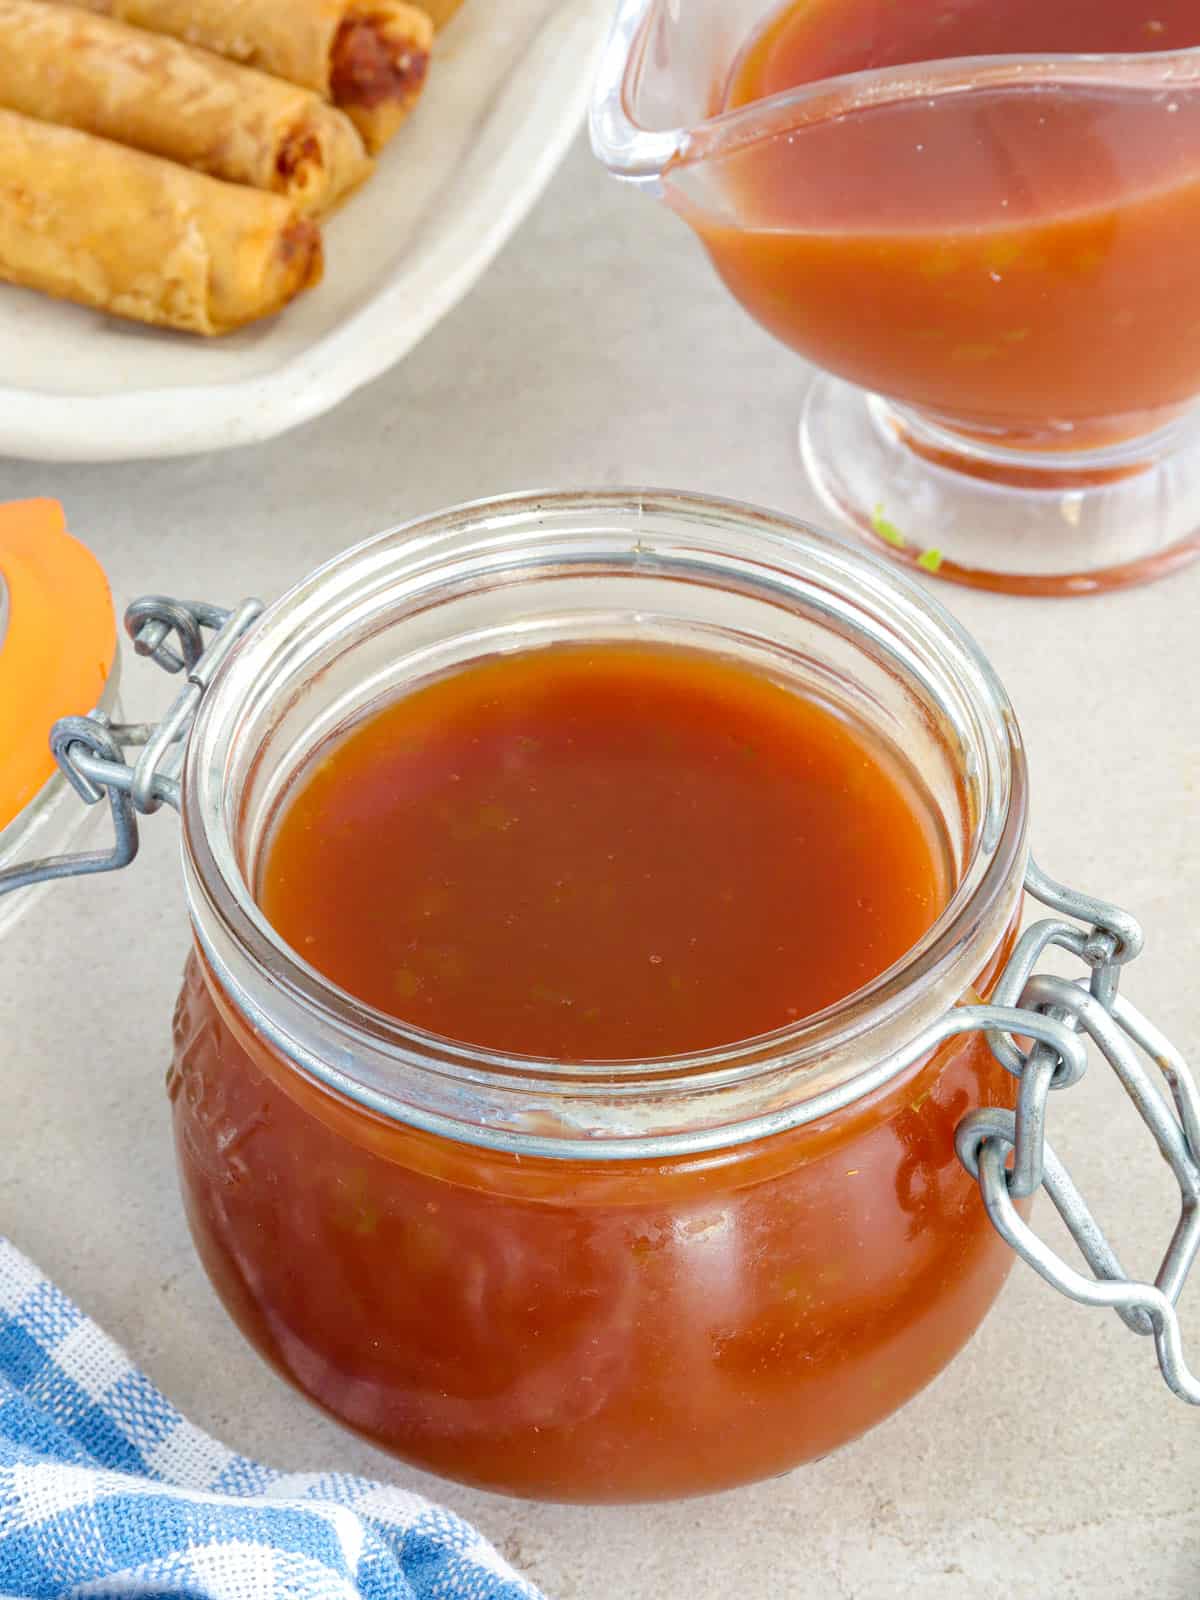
591;0;1200;594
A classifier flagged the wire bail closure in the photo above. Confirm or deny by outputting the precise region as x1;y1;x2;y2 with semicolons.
0;597;261;893
0;594;1195;1403
955;861;1200;1405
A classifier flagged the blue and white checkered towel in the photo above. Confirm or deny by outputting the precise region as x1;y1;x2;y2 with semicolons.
0;1238;546;1600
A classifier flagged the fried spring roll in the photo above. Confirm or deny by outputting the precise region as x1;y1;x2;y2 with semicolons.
0;1;370;214
417;0;464;27
68;0;433;152
0;109;322;334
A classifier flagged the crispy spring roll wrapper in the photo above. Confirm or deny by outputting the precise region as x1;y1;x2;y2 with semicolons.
0;109;322;334
417;0;464;28
69;0;434;152
0;0;370;214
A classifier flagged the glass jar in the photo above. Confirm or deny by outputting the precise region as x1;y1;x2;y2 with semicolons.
170;490;1027;1500
3;491;1194;1501
0;500;119;937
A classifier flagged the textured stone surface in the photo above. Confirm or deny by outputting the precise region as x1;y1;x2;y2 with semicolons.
1;135;1197;1599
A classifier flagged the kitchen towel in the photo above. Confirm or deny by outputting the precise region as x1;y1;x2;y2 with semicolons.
0;1236;544;1599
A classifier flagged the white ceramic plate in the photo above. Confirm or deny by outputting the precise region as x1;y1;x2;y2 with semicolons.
0;0;606;462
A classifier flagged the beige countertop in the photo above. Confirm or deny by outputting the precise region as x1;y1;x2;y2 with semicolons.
1;135;1197;1600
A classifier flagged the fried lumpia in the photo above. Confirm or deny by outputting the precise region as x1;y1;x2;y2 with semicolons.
0;109;322;333
68;0;433;151
415;0;464;28
0;1;370;214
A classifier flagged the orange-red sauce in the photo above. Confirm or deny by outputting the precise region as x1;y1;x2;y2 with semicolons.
261;644;948;1057
733;0;1197;87
685;0;1200;444
168;644;1022;1500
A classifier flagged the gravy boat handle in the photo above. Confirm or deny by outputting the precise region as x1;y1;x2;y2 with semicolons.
589;0;687;182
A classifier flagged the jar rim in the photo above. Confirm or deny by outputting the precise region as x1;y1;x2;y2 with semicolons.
181;488;1028;1157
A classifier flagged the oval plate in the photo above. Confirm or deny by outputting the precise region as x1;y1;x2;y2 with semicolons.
0;0;605;462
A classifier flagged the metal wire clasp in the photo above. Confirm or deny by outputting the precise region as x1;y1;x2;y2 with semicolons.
956;861;1200;1405
0;596;261;896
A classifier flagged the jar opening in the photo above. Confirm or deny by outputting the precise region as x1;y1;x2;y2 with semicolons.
181;490;1028;1155
254;637;958;1063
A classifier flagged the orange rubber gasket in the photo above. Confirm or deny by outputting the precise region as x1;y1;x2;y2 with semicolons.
0;499;116;832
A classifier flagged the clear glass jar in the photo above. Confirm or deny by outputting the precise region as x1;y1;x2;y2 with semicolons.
168;489;1029;1501
0;664;121;939
0;507;119;938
